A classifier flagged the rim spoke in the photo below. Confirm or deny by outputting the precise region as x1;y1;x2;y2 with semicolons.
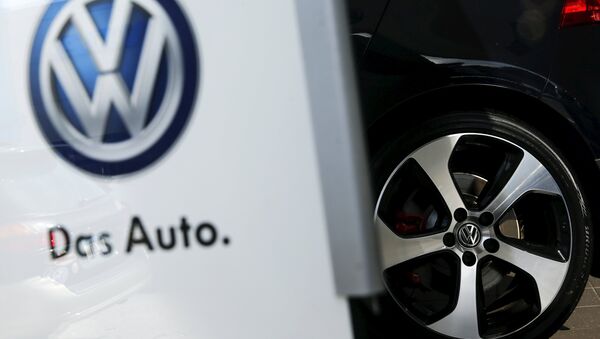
411;134;466;216
375;216;446;269
493;240;568;310
429;263;480;339
485;152;561;220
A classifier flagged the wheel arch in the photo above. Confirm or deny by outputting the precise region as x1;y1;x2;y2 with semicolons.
367;83;600;276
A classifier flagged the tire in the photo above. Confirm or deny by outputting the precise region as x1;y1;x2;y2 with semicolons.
371;111;593;339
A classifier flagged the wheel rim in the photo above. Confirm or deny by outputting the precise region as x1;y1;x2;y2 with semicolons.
375;133;572;339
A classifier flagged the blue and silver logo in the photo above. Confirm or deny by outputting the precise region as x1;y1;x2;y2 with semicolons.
30;0;199;175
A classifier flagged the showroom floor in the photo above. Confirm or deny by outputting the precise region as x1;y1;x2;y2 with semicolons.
552;276;600;338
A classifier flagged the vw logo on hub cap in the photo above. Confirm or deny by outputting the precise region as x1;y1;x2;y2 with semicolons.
30;0;199;176
457;223;482;248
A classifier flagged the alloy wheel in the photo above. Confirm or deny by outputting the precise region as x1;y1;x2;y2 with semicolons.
374;133;572;338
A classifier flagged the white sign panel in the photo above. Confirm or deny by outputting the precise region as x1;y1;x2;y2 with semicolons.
0;0;377;338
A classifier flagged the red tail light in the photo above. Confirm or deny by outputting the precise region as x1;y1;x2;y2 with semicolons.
561;0;600;27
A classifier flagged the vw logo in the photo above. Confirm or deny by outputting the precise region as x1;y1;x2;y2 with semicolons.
30;0;199;175
457;223;481;248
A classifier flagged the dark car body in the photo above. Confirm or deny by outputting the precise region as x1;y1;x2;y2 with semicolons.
347;0;600;275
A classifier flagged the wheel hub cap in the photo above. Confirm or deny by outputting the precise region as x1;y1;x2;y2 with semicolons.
457;223;481;248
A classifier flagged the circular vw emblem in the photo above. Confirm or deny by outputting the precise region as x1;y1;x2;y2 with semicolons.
30;0;199;175
457;223;481;248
